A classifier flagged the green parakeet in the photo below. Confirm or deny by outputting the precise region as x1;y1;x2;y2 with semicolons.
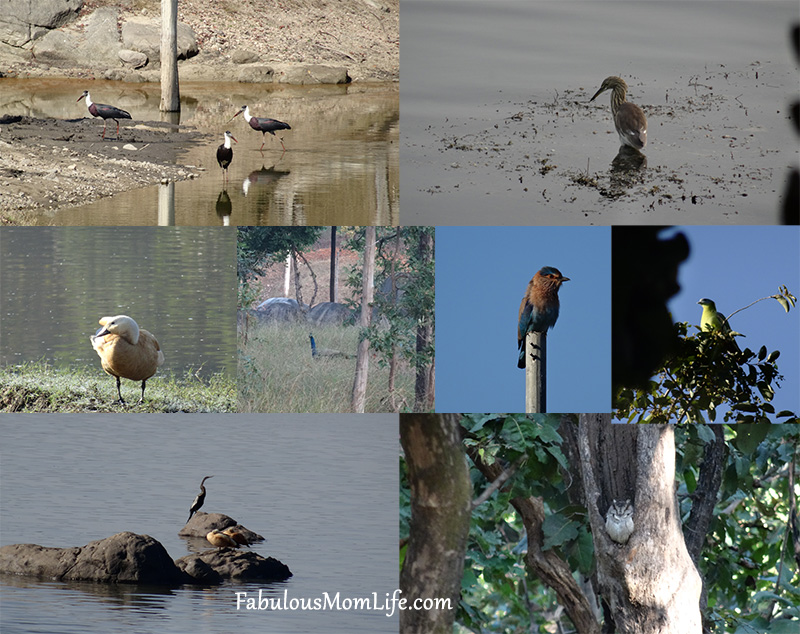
697;298;741;351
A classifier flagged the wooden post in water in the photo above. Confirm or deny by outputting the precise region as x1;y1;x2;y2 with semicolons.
160;0;180;112
525;331;546;413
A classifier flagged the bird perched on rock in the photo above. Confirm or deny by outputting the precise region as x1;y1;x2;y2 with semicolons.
206;529;239;551
309;333;355;359
187;475;214;523
222;527;251;547
90;315;164;404
517;267;570;369
697;298;741;351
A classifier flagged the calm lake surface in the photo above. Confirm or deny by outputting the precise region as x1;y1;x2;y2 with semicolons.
0;414;399;634
0;227;237;379
1;79;399;226
401;0;798;225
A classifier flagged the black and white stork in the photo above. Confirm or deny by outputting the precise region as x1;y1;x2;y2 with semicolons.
77;90;132;140
230;105;291;151
216;130;237;182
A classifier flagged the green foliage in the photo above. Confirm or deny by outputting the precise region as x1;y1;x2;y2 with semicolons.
237;226;324;282
400;416;800;632
675;425;800;632
456;414;586;632
343;226;435;379
616;322;796;425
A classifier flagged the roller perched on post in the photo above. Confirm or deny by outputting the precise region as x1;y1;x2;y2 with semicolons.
517;267;570;369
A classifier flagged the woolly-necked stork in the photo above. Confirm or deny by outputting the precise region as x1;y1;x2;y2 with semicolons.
230;105;291;151
216;130;237;182
77;90;131;140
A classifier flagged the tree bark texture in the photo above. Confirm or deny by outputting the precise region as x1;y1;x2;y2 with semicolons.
400;414;471;634
159;0;180;112
578;414;703;634
414;229;434;412
351;226;375;412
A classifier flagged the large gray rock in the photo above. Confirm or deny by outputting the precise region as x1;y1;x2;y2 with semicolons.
236;65;274;83
119;48;147;68
308;302;356;326
175;550;292;584
0;532;190;585
179;511;264;544
0;0;82;47
32;7;121;67
276;64;350;85
30;28;81;65
121;19;198;64
252;298;307;324
81;7;122;64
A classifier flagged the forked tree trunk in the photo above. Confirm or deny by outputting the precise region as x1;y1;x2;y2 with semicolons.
578;414;703;634
400;414;471;634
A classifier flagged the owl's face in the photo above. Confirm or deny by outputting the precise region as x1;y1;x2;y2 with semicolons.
609;499;633;520
605;499;635;544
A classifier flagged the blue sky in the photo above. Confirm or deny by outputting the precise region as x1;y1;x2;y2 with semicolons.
436;227;611;413
665;226;800;418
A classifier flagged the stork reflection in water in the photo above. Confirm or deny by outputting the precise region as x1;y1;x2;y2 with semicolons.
187;475;214;522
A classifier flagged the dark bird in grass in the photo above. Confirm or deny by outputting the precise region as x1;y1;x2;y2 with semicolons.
77;90;132;140
309;333;355;359
517;267;570;368
230;105;291;151
216;130;237;183
187;475;214;522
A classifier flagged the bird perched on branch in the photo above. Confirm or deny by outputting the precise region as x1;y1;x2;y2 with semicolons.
697;298;742;351
309;333;355;359
517;267;570;369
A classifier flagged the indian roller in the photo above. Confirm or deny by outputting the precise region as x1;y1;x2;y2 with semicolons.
697;298;741;351
517;267;570;369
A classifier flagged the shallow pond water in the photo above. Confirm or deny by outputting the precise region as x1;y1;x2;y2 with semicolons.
0;79;398;226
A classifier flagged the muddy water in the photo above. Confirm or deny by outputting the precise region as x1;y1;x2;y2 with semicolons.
1;79;398;226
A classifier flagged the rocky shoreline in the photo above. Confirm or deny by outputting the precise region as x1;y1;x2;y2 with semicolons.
0;0;398;224
0;0;398;84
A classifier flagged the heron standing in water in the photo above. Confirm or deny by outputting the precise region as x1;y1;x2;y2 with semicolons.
187;475;214;522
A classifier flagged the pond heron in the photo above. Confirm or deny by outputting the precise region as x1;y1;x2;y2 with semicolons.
589;76;647;150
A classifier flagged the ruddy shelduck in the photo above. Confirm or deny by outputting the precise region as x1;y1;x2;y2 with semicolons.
206;529;239;550
89;315;164;404
222;527;250;547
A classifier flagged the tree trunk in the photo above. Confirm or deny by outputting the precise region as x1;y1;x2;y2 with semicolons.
400;414;471;634
329;226;338;302
413;229;434;411
578;414;703;633
351;226;375;412
160;0;180;112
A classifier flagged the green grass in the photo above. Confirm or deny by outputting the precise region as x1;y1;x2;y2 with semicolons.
239;323;415;413
0;360;236;413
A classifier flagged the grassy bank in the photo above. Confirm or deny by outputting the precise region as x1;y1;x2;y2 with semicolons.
0;360;236;413
239;323;414;413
